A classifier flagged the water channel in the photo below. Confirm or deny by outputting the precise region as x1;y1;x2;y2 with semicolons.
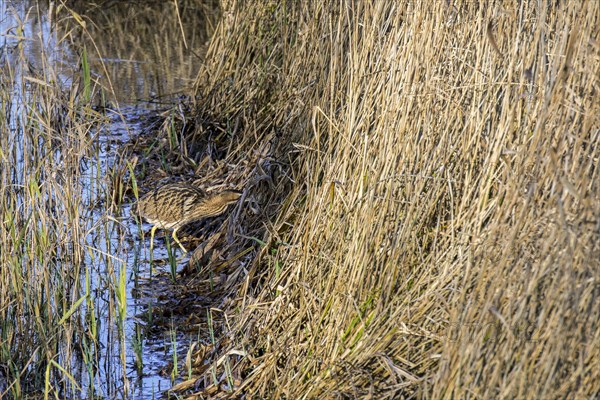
1;1;218;397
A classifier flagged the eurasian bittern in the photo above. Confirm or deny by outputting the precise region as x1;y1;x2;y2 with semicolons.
137;183;241;253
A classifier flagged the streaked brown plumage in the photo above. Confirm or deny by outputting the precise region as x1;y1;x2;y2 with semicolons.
137;183;241;252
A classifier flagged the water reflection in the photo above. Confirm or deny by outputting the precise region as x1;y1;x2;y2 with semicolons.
59;0;219;105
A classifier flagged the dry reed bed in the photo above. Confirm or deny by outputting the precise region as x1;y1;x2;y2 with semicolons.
176;1;599;398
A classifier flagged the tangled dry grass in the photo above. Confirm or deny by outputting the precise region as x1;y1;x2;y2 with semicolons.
162;1;599;398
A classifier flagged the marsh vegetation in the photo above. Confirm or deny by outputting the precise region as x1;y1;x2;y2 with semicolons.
1;0;598;399
1;0;218;397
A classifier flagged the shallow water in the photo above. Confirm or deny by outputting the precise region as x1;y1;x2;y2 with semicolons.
1;1;216;398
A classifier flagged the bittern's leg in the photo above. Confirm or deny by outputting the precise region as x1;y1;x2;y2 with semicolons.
172;228;188;253
149;225;158;254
